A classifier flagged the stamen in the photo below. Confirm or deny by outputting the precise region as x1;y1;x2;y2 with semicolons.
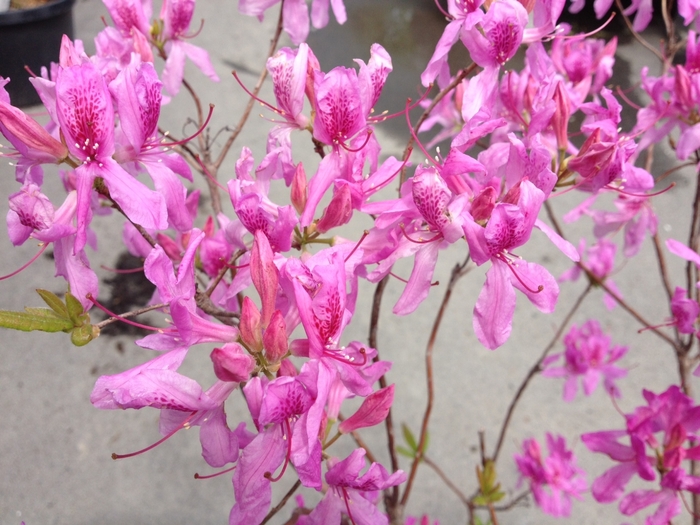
405;98;441;169
340;129;373;153
389;271;439;287
86;293;175;333
99;265;145;274
345;230;369;263
194;465;237;479
265;419;293;482
400;223;443;244
433;0;452;19
0;243;48;281
193;153;226;191
322;347;368;367
112;411;197;459
498;256;544;294
557;12;616;40
159;104;215;147
604;182;675;198
615;85;642;110
341;487;359;525
232;71;280;114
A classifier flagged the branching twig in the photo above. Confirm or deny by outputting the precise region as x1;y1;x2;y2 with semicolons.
400;254;473;507
423;455;470;507
214;0;286;171
491;284;592;462
260;479;302;525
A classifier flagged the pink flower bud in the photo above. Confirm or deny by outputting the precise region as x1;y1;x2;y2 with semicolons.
551;82;571;151
291;162;308;215
263;310;288;363
240;296;263;352
316;184;352;233
471;186;497;222
211;343;255;382
0;103;68;163
339;384;395;434
250;230;279;328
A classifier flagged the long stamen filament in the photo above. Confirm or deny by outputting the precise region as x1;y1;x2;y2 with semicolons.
0;242;48;281
498;256;544;294
86;293;175;333
112;411;197;459
194;465;237;479
265;419;293;482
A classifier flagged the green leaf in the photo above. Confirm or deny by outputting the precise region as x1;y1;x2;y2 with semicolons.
65;291;86;325
36;289;69;319
396;446;414;459
402;423;417;452
0;309;73;333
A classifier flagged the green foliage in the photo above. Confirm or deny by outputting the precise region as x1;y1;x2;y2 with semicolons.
0;289;99;346
396;423;429;459
473;459;505;506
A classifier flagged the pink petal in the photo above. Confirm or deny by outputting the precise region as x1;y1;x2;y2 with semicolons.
473;260;516;349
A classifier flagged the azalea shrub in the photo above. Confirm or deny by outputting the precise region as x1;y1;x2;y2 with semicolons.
3;0;700;524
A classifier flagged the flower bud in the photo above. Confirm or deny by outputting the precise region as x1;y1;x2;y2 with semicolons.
316;184;352;233
291;162;308;215
339;384;395;434
211;343;255;382
263;310;288;363
0;102;68;163
240;296;263;352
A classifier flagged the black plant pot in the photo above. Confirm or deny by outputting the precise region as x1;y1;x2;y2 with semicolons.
0;0;75;107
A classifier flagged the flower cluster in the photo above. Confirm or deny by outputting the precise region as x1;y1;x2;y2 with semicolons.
4;0;700;523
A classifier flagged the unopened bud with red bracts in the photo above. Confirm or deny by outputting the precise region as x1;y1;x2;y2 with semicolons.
551;81;571;151
291;162;308;215
211;343;256;382
240;296;263;352
0;101;69;163
471;186;497;223
263;309;288;365
316;184;352;233
250;230;279;329
339;384;395;434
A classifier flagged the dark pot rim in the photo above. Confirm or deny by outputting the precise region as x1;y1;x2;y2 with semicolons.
0;0;75;27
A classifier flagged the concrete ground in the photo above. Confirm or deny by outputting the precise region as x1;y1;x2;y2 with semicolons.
0;1;694;524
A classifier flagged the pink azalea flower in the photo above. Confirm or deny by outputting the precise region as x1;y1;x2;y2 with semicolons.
583;386;700;524
239;0;347;45
297;448;406;525
515;433;586;517
461;0;528;70
542;319;628;401
55;61;167;253
463;179;573;349
158;0;220;95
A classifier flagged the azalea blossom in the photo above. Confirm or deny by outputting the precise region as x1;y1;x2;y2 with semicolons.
542;319;628;400
515;433;586;516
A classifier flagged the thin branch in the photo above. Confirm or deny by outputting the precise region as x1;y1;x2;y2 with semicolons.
368;275;401;512
544;202;678;349
491;283;592;462
260;479;302;525
214;1;286;171
400;254;473;507
613;0;665;63
652;232;675;306
423;455;470;507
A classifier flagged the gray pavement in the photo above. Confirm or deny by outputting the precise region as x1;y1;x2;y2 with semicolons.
0;1;693;524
